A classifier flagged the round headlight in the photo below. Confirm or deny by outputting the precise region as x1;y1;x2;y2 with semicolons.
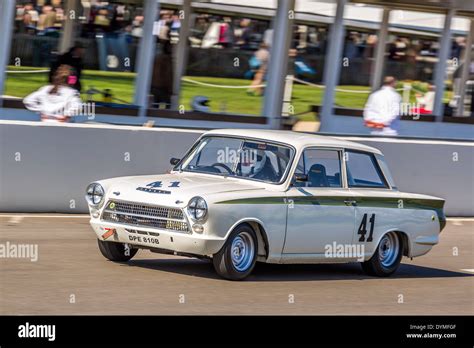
187;196;207;221
85;183;105;207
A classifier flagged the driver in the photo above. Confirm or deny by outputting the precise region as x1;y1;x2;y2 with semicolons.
240;149;278;182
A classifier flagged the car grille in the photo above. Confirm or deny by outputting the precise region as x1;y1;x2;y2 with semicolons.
101;200;189;233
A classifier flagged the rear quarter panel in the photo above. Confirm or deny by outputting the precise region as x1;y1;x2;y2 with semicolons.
350;189;445;259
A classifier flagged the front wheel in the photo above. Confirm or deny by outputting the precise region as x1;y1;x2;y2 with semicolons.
97;239;138;262
361;231;403;277
212;224;257;280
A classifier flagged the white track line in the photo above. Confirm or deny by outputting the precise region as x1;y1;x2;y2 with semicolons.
7;216;24;224
461;269;474;273
447;218;474;222
0;214;89;218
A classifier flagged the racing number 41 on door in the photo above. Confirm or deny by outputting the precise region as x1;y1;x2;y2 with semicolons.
358;214;375;242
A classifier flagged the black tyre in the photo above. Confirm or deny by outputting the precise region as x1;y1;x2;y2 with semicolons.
97;239;138;262
212;224;258;280
361;231;403;277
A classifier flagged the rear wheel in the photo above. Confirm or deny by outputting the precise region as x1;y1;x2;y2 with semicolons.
212;224;257;280
97;239;138;262
361;231;402;277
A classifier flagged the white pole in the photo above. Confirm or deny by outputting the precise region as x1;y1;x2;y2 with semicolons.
134;0;160;117
262;0;295;129
402;83;411;104
59;0;79;53
282;75;294;117
0;0;16;106
371;8;390;91
171;0;192;111
456;19;474;117
319;0;347;132
432;9;455;119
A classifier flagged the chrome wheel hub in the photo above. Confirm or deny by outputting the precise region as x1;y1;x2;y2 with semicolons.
378;232;400;268
231;232;255;272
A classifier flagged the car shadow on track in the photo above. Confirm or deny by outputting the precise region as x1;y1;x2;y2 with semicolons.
123;258;473;282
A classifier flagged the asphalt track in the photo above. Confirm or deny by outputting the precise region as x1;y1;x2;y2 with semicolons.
0;215;473;315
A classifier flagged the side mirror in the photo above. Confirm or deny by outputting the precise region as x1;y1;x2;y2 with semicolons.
294;173;308;182
170;158;180;166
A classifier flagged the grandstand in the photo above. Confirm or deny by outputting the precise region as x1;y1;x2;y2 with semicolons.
0;0;473;139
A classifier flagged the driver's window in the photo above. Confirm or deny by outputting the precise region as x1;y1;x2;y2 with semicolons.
295;149;342;188
237;142;289;182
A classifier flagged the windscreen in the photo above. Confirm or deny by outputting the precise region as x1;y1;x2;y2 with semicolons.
179;136;294;184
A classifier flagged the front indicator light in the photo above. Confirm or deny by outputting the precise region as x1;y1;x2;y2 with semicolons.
192;224;204;234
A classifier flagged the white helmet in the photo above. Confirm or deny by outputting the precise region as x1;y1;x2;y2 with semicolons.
240;149;267;177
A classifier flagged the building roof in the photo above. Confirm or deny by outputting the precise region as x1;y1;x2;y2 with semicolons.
204;129;383;154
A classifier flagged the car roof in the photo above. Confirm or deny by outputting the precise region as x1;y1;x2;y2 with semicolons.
203;129;382;155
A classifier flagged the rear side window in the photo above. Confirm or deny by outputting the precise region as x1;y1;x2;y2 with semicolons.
346;151;388;188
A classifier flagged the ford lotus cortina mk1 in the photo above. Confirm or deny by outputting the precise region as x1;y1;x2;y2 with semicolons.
86;129;445;280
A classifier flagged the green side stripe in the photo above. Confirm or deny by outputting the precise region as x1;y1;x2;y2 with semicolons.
216;196;443;208
215;196;446;230
216;197;285;205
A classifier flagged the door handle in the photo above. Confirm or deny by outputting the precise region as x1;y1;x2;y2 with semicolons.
344;200;357;206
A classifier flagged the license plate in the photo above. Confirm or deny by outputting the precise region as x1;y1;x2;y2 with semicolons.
128;234;160;245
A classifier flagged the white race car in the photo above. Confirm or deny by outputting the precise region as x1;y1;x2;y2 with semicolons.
86;129;446;280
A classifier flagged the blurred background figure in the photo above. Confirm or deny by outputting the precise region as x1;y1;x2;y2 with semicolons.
170;13;181;38
155;12;171;42
235;18;252;50
363;76;401;136
190;16;209;46
37;5;57;30
24;65;82;123
416;85;436;114
93;8;111;27
218;17;233;48
49;45;84;92
151;39;173;109
247;43;270;96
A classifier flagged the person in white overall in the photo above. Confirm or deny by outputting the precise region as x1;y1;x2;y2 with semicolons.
363;76;401;136
24;65;82;123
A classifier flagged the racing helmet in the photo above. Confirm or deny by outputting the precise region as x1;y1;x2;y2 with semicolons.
240;149;267;177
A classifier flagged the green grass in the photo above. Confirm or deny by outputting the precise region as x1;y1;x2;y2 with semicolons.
5;67;451;121
5;66;136;104
180;77;374;121
5;66;51;99
180;76;263;115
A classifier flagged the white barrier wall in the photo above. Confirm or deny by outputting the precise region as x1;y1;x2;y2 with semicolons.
0;121;202;213
1;121;473;215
